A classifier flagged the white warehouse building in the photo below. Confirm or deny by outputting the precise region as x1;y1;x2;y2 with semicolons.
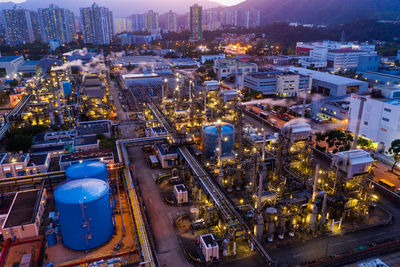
348;86;400;152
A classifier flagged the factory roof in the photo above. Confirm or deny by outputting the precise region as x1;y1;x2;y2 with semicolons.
122;73;161;79
74;135;98;146
201;234;216;247
278;67;368;86
328;49;368;53
76;121;110;136
2;153;28;164
85;87;104;98
20;60;40;66
27;153;48;166
334;149;374;165
3;190;39;228
157;143;177;155
175;184;186;192
0;56;23;63
60;149;113;163
30;145;65;154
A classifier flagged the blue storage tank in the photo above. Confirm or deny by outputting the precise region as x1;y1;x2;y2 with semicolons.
54;178;113;250
202;123;235;158
46;229;57;246
66;161;108;181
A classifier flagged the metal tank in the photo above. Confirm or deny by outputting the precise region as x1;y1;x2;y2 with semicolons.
202;122;235;158
54;178;113;250
66;161;108;181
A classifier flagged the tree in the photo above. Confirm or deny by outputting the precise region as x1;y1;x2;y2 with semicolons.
389;139;400;172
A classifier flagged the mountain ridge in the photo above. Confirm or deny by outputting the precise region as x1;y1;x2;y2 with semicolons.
233;0;400;25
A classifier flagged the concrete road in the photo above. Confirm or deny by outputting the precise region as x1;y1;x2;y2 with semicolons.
110;81;129;121
128;146;192;267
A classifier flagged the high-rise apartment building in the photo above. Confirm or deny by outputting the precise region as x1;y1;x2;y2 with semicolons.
29;11;42;42
130;14;146;31
2;9;35;44
167;10;177;32
38;5;75;44
80;3;113;45
145;10;159;32
114;18;132;34
190;4;202;41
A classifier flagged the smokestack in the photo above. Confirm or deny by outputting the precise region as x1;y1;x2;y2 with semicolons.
352;96;366;150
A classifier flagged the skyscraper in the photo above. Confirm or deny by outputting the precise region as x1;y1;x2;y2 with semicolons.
167;10;177;32
38;5;75;44
80;3;113;45
190;4;202;41
2;9;35;45
144;10;159;32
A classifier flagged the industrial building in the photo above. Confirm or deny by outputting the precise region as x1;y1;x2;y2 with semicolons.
348;85;400;152
0;56;25;78
214;59;258;82
326;49;375;72
244;69;310;96
1;189;47;240
0;153;50;178
278;66;368;97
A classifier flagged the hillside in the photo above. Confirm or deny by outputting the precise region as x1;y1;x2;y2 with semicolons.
235;0;400;25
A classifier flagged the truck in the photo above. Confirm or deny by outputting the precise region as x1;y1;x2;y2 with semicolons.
278;112;290;121
259;112;269;120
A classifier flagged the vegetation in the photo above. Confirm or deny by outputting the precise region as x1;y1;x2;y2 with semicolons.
6;125;47;152
315;129;353;153
97;133;116;150
388;139;400;171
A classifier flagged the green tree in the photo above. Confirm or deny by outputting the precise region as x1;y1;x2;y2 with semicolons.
389;139;400;172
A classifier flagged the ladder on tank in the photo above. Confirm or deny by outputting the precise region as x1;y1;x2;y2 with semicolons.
80;199;92;250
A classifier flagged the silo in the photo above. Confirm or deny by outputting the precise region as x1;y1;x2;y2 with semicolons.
202;123;235;158
66;161;108;181
54;178;113;250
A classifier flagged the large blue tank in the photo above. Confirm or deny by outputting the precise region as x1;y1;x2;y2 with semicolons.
202;123;235;158
54;178;113;250
66;161;108;181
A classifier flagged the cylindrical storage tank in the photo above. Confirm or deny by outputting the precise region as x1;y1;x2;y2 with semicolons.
190;207;199;221
54;178;113;250
46;229;57;246
66;161;108;181
202;123;235;158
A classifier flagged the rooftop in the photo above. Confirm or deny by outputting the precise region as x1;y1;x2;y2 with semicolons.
328;49;368;53
3;190;39;228
60;149;113;163
27;153;48;166
0;56;22;63
122;73;160;79
278;67;368;86
175;184;186;192
74;135;98;146
2;153;28;164
76;121;110;136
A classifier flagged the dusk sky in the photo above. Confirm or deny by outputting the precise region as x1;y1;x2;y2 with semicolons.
0;0;246;5
0;0;246;15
